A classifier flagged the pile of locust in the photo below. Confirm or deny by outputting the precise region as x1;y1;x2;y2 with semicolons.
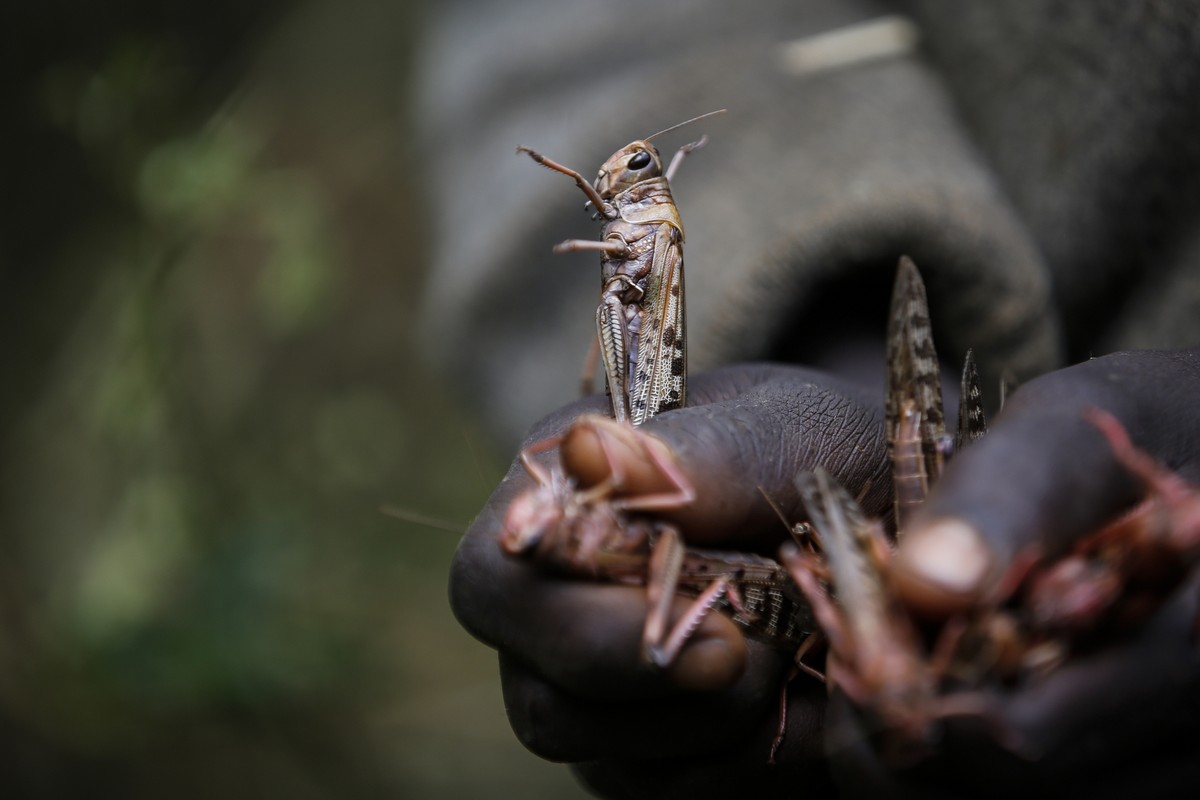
503;121;1200;765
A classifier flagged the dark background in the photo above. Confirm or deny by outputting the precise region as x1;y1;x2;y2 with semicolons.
0;1;583;796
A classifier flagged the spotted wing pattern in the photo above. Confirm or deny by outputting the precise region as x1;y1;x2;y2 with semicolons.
629;224;685;425
885;257;947;495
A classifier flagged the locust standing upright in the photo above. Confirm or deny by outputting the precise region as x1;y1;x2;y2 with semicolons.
517;111;723;425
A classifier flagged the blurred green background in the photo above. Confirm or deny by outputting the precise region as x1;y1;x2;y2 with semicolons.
0;1;584;796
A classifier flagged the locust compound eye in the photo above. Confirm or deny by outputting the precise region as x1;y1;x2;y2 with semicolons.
628;150;653;170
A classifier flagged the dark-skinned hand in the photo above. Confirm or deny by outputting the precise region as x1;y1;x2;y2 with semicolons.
449;349;1200;799
450;363;891;798
841;347;1200;799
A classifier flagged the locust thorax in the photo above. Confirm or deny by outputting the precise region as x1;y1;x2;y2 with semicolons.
593;140;664;199
499;486;564;556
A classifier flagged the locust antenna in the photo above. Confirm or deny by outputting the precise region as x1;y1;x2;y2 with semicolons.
759;485;822;551
380;505;464;534
759;486;794;533
645;109;727;142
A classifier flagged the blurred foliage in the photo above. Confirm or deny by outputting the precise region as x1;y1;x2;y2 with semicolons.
0;2;584;797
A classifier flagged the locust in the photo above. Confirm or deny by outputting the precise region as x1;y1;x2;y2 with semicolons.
785;262;1200;761
517;110;723;425
499;414;814;666
915;406;1200;689
1020;407;1200;639
782;468;1006;764
885;256;984;533
770;257;1009;761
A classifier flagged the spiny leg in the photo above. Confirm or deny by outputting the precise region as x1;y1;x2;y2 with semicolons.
892;400;930;535
593;272;640;424
597;295;631;422
642;527;730;667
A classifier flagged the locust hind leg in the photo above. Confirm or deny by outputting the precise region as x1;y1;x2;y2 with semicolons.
892;400;931;536
767;632;827;765
779;543;855;670
1084;406;1196;512
597;293;632;423
565;415;696;512
642;526;731;667
545;231;632;416
516;434;566;487
579;336;600;397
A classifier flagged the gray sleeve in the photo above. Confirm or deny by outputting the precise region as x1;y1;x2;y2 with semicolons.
909;0;1200;355
416;0;1200;445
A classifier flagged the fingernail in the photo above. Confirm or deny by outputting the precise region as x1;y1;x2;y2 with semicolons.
667;634;747;691
560;415;677;494
893;518;995;615
559;415;619;487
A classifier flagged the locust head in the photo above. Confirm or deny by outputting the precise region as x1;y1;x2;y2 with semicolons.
593;141;664;200
499;485;565;556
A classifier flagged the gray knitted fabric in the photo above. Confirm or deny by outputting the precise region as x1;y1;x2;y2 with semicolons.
418;0;1200;446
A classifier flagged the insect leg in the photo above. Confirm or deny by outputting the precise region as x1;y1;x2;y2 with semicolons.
516;146;612;218
768;632;827;765
553;239;629;256
642;527;730;667
892;400;930;535
1084;406;1193;506
517;434;565;486
579;336;600;396
604;427;696;512
595;272;640;425
780;542;854;662
597;292;630;422
663;135;709;181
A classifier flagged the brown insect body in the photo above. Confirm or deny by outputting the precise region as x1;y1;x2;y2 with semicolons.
677;545;813;651
776;258;1015;761
591;147;687;425
500;417;813;665
1021;407;1200;637
518;111;723;425
777;260;949;751
500;462;652;579
785;468;995;764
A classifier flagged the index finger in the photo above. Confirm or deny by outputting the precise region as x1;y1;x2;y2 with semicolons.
560;363;891;549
